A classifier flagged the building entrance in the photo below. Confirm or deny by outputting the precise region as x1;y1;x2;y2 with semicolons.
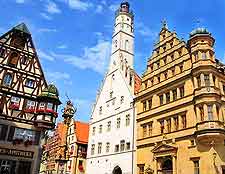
0;160;31;174
112;166;122;174
157;156;173;174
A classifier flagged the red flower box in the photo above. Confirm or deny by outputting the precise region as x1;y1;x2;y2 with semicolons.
24;108;35;113
9;103;19;110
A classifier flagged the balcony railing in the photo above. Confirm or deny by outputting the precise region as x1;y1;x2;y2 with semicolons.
157;170;173;174
196;120;224;131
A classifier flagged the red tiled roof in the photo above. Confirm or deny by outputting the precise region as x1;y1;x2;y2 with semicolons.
134;72;141;94
74;121;89;144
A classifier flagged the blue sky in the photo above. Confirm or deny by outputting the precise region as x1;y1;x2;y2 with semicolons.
0;0;225;122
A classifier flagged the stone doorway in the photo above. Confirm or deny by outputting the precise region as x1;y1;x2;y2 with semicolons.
157;156;173;174
112;166;122;174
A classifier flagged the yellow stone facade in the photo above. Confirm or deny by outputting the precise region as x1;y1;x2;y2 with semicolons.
135;24;225;174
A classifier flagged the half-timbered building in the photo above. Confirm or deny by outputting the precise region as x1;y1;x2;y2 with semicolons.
0;23;61;174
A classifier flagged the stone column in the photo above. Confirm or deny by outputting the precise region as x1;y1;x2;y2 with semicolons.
209;73;214;86
172;155;177;174
196;106;201;123
154;157;158;174
215;77;219;88
219;81;224;95
164;120;168;133
198;51;201;60
206;51;210;60
178;115;183;129
193;77;198;89
170;90;173;102
177;87;180;99
163;93;166;104
200;73;205;87
218;106;223;122
171;117;175;132
203;104;208;121
212;104;218;120
146;100;149;110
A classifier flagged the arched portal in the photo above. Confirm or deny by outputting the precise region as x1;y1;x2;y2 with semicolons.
112;166;122;174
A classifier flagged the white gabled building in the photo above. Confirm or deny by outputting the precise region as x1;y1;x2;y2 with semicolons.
86;2;140;174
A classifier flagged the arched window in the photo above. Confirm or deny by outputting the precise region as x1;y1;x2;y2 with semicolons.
125;40;129;51
8;52;19;67
3;73;12;87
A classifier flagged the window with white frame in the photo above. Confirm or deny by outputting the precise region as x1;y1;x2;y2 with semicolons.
91;144;95;155
107;121;111;132
117;118;121;128
126;114;130;126
106;142;110;153
25;79;34;88
26;100;35;109
98;143;102;154
120;140;125;151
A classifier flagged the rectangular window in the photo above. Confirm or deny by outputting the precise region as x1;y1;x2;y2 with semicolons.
167;119;171;133
0;47;5;57
98;143;102;154
148;99;152;110
174;116;179;131
120;96;124;104
99;106;102;115
120;140;125;152
148;122;153;136
115;145;119;152
117;118;121;128
126;114;130;126
107;121;111;131
39;102;45;110
26;100;35;109
193;160;200;174
160;95;164;105
47;103;53;110
106;142;110;153
99;125;102;133
208;105;213;120
91;144;95;155
202;52;207;59
143;101;147;111
11;96;20;104
180;86;185;98
160;120;164;134
173;89;177;101
156;61;160;69
25;79;34;88
166;92;170;103
0;124;8;141
197;76;201;88
181;114;187;128
143;125;147;138
92;127;96;136
204;75;210;86
126;142;131;150
138;164;145;174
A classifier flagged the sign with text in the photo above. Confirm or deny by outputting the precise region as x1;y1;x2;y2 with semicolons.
0;147;34;158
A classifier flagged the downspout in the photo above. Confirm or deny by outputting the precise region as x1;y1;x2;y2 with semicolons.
132;99;136;174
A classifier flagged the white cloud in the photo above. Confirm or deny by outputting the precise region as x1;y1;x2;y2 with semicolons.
40;13;53;20
57;44;68;49
136;22;157;39
66;0;93;11
16;0;25;4
109;4;119;12
38;28;57;33
95;5;103;13
45;71;72;86
46;1;61;14
37;49;55;61
51;39;111;74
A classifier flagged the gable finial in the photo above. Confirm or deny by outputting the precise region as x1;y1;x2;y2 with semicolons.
162;19;168;29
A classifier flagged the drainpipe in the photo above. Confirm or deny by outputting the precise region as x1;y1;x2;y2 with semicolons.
74;144;79;174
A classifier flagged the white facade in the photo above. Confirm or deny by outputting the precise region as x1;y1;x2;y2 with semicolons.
86;2;136;174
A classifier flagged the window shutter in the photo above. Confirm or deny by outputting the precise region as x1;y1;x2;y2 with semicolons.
34;131;41;145
7;126;15;141
0;125;8;140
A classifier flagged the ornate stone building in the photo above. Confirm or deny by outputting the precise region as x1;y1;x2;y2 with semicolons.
0;23;61;173
86;2;141;174
136;23;225;174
